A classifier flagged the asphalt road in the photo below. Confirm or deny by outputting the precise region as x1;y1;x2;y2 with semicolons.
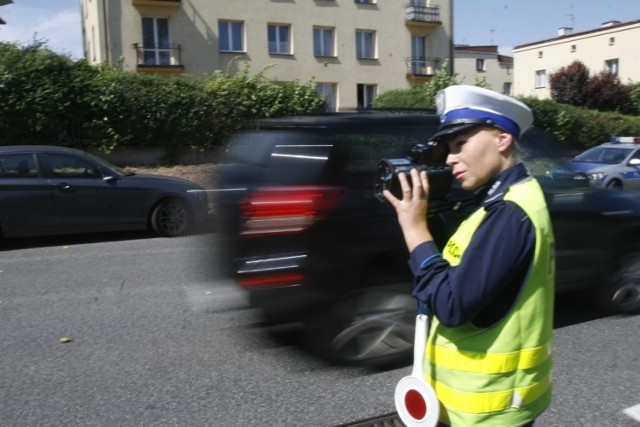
0;233;638;426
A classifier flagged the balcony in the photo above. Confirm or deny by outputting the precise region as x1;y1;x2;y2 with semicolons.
132;0;180;7
406;57;439;78
133;43;184;74
406;3;441;28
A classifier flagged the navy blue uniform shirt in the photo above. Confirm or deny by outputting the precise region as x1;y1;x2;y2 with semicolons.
410;162;536;328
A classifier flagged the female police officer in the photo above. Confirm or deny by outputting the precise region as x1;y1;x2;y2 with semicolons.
384;85;555;427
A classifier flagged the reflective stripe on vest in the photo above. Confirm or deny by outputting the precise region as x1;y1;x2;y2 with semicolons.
426;340;551;374
429;371;551;414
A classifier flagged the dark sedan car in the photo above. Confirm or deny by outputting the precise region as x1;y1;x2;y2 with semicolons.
213;113;640;367
0;145;210;239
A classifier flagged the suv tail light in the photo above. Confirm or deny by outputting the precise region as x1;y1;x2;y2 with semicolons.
240;186;346;237
238;272;305;289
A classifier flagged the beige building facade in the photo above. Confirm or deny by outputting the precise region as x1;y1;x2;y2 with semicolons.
81;0;454;111
454;45;513;95
513;19;640;99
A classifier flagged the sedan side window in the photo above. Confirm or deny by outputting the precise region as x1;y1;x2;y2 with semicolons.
43;154;101;178
0;154;39;178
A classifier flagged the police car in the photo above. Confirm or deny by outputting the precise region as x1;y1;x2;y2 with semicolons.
549;137;640;190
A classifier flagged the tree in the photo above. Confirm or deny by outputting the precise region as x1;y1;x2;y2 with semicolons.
585;71;633;114
630;83;640;115
549;60;590;106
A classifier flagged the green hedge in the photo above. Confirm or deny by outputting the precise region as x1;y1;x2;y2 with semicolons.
0;41;326;157
522;97;640;150
0;41;100;147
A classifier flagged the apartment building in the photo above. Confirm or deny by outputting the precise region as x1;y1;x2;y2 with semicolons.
454;45;513;95
80;0;453;111
513;19;640;99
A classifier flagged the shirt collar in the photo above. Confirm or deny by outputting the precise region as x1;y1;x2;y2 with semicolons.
474;162;530;206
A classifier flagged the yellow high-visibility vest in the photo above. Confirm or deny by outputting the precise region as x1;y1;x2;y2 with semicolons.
425;178;555;427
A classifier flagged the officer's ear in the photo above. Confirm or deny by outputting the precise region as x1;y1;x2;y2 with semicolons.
495;131;514;153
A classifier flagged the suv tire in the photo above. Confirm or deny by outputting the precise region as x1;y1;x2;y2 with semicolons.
594;253;640;314
305;290;416;367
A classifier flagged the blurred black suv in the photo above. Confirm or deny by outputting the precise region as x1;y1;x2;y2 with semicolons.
213;112;640;367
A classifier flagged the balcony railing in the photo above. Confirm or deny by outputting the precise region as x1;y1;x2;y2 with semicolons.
133;43;184;73
132;0;180;7
406;57;439;76
406;4;440;24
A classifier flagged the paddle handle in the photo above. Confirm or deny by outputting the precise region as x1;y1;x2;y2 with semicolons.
410;314;428;378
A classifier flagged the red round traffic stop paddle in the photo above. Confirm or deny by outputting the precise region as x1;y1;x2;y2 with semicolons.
394;314;439;426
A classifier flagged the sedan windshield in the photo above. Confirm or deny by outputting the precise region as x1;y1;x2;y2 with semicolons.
574;147;632;165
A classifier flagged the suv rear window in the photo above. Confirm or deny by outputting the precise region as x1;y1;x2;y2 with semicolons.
325;126;437;188
222;118;438;187
224;131;330;166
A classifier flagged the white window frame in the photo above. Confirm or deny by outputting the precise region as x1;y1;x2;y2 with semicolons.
410;35;427;75
315;83;337;112
356;30;376;59
313;27;335;57
219;20;244;52
535;70;547;88
476;58;485;72
268;23;291;55
502;82;512;96
605;58;619;75
142;17;171;65
357;83;376;109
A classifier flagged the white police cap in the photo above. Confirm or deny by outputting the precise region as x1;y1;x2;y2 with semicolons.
431;85;533;142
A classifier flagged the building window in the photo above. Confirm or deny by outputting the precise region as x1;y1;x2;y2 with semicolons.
502;82;512;96
410;35;427;74
268;24;291;55
357;84;376;109
571;44;576;52
219;21;243;52
609;37;615;45
538;51;543;58
356;30;375;59
535;70;547;88
355;0;376;4
476;58;485;72
605;59;619;75
315;83;337;112
313;27;335;57
142;17;170;65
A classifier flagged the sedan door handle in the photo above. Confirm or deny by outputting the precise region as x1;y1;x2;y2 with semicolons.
55;183;73;192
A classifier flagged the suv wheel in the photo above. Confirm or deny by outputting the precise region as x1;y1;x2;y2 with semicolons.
306;290;416;367
595;253;640;314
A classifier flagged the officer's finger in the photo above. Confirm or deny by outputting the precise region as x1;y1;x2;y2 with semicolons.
410;169;423;198
382;189;399;207
398;172;412;199
420;170;430;194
